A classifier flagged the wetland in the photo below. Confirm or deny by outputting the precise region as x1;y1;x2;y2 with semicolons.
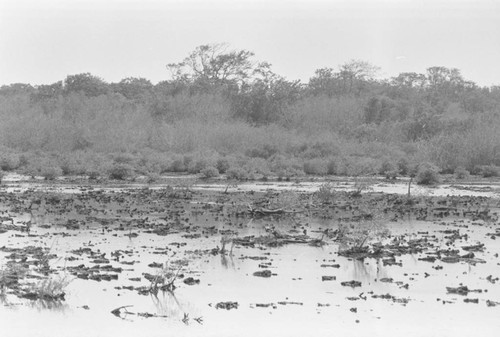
1;175;500;337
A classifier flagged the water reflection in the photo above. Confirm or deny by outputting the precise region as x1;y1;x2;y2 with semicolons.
2;179;500;337
0;293;13;307
348;257;392;284
220;253;235;270
151;290;185;319
28;298;69;312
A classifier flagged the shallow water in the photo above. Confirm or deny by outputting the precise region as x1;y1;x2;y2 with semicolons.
4;176;500;199
1;180;500;336
195;179;500;198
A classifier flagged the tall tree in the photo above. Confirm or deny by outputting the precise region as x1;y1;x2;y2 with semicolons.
338;60;380;95
166;43;272;88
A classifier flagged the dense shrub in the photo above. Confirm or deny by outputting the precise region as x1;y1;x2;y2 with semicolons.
269;155;304;177
479;165;500;178
339;157;379;176
216;158;230;174
326;158;338;175
59;156;87;175
1;60;500;180
379;159;398;179
201;166;219;178
397;158;410;176
109;164;134;180
246;144;278;159
303;159;328;175
87;170;100;180
41;166;63;180
146;172;161;183
0;153;20;171
169;158;186;172
454;166;470;179
113;153;137;164
415;163;440;185
226;167;248;180
59;158;76;175
245;158;271;176
188;159;209;174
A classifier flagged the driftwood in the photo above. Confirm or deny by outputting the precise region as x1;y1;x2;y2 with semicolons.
111;305;168;319
111;305;134;317
233;232;325;247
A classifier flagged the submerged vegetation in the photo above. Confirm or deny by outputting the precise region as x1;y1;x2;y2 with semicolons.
1;43;499;180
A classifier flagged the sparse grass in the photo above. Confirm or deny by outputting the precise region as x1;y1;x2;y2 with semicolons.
149;260;186;294
163;180;194;199
315;182;336;203
223;182;239;193
269;191;301;210
351;178;372;197
337;214;390;251
25;274;72;301
0;263;29;294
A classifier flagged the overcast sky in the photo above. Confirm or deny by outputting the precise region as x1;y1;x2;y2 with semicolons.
1;0;499;86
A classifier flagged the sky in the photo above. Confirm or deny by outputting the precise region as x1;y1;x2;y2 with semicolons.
1;0;499;87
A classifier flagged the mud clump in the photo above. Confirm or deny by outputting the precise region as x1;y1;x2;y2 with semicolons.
341;280;362;288
183;277;200;285
446;286;482;296
215;301;239;310
253;270;273;278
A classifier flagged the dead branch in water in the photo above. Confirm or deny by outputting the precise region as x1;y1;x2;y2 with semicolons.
111;305;134;317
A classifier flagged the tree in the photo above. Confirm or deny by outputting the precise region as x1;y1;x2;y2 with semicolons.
112;77;153;101
391;72;426;89
425;66;465;103
166;43;271;88
308;61;380;97
308;68;341;97
0;83;34;96
64;73;109;97
232;77;303;124
30;81;63;115
364;96;395;124
338;60;380;95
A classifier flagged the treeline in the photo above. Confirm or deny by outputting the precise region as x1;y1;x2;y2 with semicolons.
1;43;499;180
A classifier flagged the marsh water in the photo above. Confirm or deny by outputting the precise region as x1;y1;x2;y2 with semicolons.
1;176;500;337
